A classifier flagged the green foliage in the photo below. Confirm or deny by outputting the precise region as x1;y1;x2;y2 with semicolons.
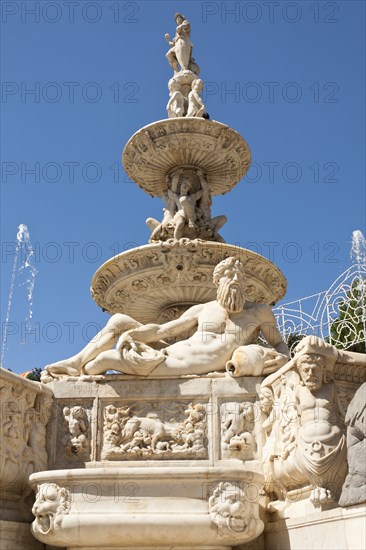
25;367;43;381
330;278;366;353
286;333;307;357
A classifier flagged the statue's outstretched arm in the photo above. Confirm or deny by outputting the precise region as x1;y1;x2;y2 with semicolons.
123;309;199;344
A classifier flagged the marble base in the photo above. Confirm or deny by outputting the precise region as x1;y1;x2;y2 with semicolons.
264;503;366;550
69;547;230;550
30;375;266;549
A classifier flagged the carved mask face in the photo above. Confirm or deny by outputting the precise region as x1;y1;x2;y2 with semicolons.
297;354;325;390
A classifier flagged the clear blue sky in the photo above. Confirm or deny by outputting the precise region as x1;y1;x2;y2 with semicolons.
1;0;365;373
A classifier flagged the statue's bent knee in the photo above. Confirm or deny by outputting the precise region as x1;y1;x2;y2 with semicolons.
106;314;139;335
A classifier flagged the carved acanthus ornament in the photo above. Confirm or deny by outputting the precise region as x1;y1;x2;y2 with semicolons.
91;241;286;322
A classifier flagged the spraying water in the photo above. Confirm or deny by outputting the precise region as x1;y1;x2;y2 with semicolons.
18;225;37;320
350;230;366;265
1;224;37;368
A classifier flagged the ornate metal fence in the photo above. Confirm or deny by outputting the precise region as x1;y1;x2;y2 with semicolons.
273;262;366;352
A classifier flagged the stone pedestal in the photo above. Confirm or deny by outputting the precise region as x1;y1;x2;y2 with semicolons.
30;374;266;549
0;368;54;549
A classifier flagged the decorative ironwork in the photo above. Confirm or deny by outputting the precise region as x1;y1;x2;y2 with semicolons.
274;262;366;352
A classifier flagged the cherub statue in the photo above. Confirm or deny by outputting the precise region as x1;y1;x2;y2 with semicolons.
145;190;175;241
187;79;205;117
63;406;88;455
166;78;186;118
222;402;254;453
168;171;203;239
196;170;227;242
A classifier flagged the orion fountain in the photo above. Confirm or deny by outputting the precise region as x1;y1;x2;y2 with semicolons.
25;13;366;550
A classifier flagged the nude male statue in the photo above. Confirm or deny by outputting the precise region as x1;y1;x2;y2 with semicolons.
261;336;348;505
44;257;289;379
187;79;205;117
165;13;197;74
293;344;347;504
168;176;203;239
166;78;186;118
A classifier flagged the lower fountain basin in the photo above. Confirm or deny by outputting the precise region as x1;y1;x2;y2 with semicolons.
30;467;264;549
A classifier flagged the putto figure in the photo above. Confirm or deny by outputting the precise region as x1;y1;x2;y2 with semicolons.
43;257;289;380
166;78;185;118
146;168;227;242
187;79;205;117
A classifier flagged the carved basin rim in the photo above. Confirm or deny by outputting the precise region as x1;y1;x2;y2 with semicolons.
29;467;264;547
90;241;287;321
122;118;251;197
29;466;263;484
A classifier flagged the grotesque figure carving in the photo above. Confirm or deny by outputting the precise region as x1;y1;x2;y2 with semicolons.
261;336;348;506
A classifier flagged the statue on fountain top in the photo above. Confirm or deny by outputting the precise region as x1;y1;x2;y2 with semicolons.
165;13;200;75
164;14;206;119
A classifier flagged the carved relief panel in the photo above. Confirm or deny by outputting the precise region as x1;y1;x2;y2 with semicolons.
0;373;52;499
100;400;208;460
220;401;257;460
49;400;93;466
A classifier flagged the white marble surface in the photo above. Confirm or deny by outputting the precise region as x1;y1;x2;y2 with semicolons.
265;503;366;550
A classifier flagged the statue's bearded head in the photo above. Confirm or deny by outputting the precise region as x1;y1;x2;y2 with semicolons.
213;257;245;313
297;353;326;391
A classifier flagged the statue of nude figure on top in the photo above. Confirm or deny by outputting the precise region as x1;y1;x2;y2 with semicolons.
43;257;289;380
165;13;200;75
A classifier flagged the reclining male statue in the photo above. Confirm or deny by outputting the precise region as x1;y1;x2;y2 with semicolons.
43;257;289;379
